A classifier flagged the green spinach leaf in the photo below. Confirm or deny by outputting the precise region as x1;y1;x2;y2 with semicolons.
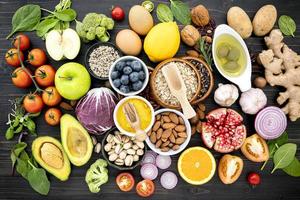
27;162;50;195
6;4;41;39
268;132;288;158
278;15;296;37
5;127;14;140
271;143;297;173
54;8;77;22
36;18;59;38
156;3;174;23
10;142;27;170
16;151;31;179
170;0;191;25
283;157;300;177
55;0;72;11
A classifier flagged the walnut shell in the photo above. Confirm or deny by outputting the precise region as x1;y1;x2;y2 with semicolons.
180;25;200;46
191;5;210;27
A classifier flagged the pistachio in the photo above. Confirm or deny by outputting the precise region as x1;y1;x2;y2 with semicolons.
104;143;112;152
168;143;174;148
127;149;136;155
94;143;101;153
109;153;118;162
119;150;127;160
106;134;114;143
108;149;115;155
133;155;139;162
115;158;124;166
181;25;201;46
113;135;122;144
125;155;133;166
132;144;139;150
123;142;132;150
136;149;144;156
122;135;130;143
91;136;97;145
115;144;123;154
135;141;144;149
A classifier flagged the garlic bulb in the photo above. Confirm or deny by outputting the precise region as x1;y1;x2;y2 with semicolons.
214;84;239;107
239;88;267;114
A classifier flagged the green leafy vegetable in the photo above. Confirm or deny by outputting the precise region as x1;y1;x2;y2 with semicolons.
156;3;174;23
36;18;59;38
55;0;72;11
6;4;41;39
197;38;213;71
54;9;77;22
271;143;297;173
169;0;191;25
10;142;27;170
283;157;300;177
27;161;50;195
278;15;296;37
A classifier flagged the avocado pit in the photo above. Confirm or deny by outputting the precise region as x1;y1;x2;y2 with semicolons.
40;142;64;169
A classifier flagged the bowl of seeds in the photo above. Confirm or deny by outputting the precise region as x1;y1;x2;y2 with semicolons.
150;58;201;109
85;42;122;80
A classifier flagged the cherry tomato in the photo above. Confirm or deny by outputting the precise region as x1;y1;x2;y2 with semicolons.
28;48;47;67
116;173;135;192
44;108;62;126
13;34;30;51
111;6;125;21
136;179;155;197
5;48;24;67
42;86;62;106
35;65;56;87
11;67;32;88
23;94;44;114
247;172;261;186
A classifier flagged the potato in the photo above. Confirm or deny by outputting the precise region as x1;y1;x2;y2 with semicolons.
252;5;277;36
129;5;154;36
227;7;253;39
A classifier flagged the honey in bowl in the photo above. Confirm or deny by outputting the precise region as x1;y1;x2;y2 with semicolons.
116;98;152;133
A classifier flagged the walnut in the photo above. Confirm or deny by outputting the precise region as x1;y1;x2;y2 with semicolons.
191;5;210;27
180;25;200;46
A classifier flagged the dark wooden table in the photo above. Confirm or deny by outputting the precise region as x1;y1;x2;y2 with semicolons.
0;0;300;199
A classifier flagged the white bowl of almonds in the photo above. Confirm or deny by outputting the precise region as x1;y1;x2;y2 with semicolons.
146;109;191;156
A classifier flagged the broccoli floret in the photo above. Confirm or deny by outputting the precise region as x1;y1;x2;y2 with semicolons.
100;17;114;30
100;32;110;42
85;159;109;193
75;21;87;38
86;31;95;41
95;27;105;38
82;13;102;30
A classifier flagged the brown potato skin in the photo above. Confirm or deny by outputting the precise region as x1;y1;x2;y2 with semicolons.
252;5;277;36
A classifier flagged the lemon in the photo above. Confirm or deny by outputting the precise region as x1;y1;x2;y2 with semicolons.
144;22;180;62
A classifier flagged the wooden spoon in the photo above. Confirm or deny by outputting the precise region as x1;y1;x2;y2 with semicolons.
162;63;196;119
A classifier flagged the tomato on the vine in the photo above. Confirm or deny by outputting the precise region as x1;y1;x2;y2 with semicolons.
11;67;32;88
136;179;155;197
13;34;30;51
116;173;135;192
28;48;47;67
5;48;24;67
23;94;44;114
44;108;62;126
35;65;56;87
42;86;62;106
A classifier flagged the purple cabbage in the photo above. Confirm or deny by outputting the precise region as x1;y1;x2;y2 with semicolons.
75;88;117;135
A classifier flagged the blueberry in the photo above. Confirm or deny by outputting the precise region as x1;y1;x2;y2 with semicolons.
120;85;130;93
123;66;133;75
132;81;143;91
115;61;125;72
111;71;120;80
113;79;121;88
120;75;129;85
138;71;146;80
126;61;132;66
132;60;142;71
129;72;139;82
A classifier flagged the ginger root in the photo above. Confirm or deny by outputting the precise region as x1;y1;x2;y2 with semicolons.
258;29;300;121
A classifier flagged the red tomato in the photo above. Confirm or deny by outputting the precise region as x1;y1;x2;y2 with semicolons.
136;180;155;197
42;86;62;106
28;48;47;67
11;67;32;88
44;108;62;126
35;65;56;87
247;172;261;186
13;34;30;51
111;6;125;21
5;48;24;67
116;173;135;192
23;94;44;113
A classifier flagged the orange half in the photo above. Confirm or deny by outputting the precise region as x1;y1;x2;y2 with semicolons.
178;147;216;185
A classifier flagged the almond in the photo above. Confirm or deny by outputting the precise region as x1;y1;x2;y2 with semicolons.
161;137;168;142
179;117;184;125
155;140;162;148
175;137;186;145
157;128;163;139
150;132;157;143
147;129;152;136
162;123;176;129
161;141;170;147
172;130;178;138
162;116;171;123
175;125;186;132
196;121;202;133
169;134;176;143
161;147;170;152
152;121;161;131
178;132;187;138
156;114;161;121
172;145;180;151
60;102;73;111
169;113;179;124
162;129;172;139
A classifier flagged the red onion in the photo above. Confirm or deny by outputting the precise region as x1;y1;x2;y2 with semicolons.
140;163;158;180
156;155;171;169
160;171;178;189
141;151;157;165
255;106;287;139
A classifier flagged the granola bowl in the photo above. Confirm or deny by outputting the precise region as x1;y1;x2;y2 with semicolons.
150;58;201;109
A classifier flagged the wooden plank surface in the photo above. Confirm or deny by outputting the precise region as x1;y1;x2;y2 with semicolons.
0;0;300;199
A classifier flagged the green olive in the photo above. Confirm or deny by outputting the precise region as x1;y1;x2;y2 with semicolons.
227;47;240;61
223;61;241;72
217;44;230;58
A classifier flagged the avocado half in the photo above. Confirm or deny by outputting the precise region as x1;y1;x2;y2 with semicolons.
60;114;93;166
32;136;71;181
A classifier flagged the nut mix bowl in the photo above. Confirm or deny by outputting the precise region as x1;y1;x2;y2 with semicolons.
145;108;191;156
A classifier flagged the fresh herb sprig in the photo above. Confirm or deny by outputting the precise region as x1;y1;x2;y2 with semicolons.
197;38;213;71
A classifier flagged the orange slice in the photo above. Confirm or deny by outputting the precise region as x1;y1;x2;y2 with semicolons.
178;147;216;185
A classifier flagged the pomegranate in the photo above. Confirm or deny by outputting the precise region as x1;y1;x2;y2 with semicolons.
202;108;246;153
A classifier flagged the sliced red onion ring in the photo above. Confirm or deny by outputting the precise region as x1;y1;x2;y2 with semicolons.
140;163;158;180
160;171;178;189
141;151;157;165
156;155;171;169
255;106;287;139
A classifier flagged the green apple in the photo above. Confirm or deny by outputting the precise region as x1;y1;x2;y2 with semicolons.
55;62;91;100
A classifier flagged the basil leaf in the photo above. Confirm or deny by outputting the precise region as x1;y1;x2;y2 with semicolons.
54;8;77;22
6;4;41;39
10;142;27;170
283;157;300;177
36;18;59;38
23;118;36;135
278;15;296;37
170;0;191;25
156;3;174;23
55;0;72;11
5;127;14;140
268;132;288;158
271;143;297;173
27;167;50;195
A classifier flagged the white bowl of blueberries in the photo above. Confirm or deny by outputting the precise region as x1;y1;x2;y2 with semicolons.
109;56;149;96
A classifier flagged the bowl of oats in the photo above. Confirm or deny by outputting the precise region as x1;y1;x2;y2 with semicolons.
85;42;122;80
150;58;201;109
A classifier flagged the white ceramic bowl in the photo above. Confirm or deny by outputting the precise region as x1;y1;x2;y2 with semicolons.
145;109;191;156
109;56;149;96
113;96;155;137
